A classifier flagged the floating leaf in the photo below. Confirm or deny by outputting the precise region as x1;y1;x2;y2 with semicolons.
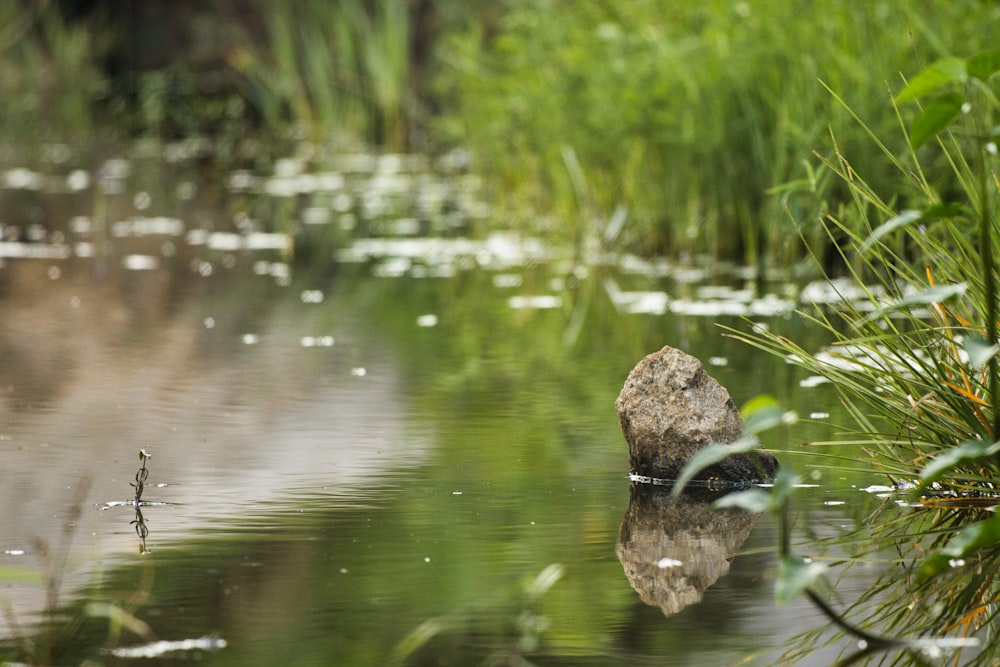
776;554;828;605
967;50;1000;82
858;209;923;255
918;438;1000;488
670;436;760;498
909;93;965;149
712;488;771;513
856;283;967;326
964;335;1000;370
895;57;967;102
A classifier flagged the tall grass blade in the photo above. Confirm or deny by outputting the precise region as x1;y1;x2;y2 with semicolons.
858;209;922;254
854;283;968;327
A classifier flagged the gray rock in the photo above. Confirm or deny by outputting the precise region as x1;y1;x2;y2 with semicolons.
616;345;777;484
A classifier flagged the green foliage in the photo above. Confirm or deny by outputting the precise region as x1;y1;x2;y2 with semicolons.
917;439;1000;490
433;1;1000;260
670;435;761;497
776;554;828;606
0;2;420;152
730;49;1000;664
237;0;415;148
0;3;107;144
917;513;1000;582
737;49;1000;483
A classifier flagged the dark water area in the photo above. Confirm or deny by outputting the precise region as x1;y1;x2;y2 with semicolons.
0;148;914;665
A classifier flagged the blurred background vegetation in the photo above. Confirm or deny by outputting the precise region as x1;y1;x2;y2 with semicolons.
3;0;999;265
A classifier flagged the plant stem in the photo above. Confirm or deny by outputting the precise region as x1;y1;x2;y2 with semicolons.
981;142;1000;441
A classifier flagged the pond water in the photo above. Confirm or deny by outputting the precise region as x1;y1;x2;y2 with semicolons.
0;147;945;665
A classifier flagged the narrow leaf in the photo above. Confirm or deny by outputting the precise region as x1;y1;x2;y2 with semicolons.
909;93;965;149
777;554;828;605
944;515;1000;556
856;283;968;327
919;439;1000;487
967;50;1000;81
964;336;1000;370
769;466;802;507
712;488;771;513
896;57;968;102
85;602;156;639
917;553;954;582
743;405;788;435
921;202;966;220
918;515;1000;582
393;618;449;661
740;394;780;420
671;436;760;497
0;565;43;585
859;209;923;255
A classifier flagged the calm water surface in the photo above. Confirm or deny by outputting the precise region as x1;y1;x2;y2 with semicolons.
0;150;909;665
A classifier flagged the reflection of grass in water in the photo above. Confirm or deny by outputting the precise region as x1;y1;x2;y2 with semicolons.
392;563;565;665
1;455;167;665
1;476;96;665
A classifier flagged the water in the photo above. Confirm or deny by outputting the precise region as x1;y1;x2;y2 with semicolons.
0;150;934;665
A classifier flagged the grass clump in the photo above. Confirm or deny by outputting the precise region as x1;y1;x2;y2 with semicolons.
743;50;1000;489
0;2;108;147
433;1;1000;261
727;50;1000;664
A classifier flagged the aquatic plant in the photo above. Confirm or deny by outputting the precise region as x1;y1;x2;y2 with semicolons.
392;562;565;664
433;1;1000;263
234;0;416;149
722;50;1000;664
0;2;107;146
130;450;152;554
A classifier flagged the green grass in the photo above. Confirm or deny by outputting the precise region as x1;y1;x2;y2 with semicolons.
714;50;1000;665
432;1;1000;262
0;2;107;147
235;0;415;148
8;3;1000;272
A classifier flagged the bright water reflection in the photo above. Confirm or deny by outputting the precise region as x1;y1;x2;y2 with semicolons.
0;150;905;665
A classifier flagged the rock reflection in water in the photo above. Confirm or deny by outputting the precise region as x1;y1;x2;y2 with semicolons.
616;483;761;616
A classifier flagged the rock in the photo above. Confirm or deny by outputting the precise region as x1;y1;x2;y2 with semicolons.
616;345;777;484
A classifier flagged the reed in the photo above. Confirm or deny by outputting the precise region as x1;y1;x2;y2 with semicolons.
238;0;415;149
434;1;1000;263
716;50;1000;665
0;2;105;145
